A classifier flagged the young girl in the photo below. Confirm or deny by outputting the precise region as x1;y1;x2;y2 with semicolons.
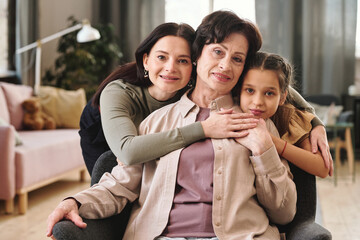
239;51;330;178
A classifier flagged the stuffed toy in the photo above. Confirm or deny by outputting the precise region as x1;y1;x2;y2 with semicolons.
22;97;56;130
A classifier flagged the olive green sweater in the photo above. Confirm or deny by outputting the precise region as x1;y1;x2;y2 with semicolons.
100;80;321;165
100;80;204;165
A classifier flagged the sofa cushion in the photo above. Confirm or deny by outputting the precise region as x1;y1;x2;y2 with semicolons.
0;83;33;130
15;129;84;189
38;86;86;129
0;85;10;123
0;117;23;146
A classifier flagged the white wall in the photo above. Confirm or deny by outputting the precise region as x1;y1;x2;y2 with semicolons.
38;0;94;78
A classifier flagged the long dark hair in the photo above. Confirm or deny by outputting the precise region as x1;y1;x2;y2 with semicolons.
192;10;262;93
92;22;195;106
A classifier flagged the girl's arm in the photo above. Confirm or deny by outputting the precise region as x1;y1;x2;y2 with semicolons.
271;135;329;178
289;87;332;170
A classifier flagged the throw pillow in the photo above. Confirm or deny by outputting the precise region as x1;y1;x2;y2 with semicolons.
38;86;86;128
309;102;343;126
0;82;33;130
0;117;23;146
0;85;10;123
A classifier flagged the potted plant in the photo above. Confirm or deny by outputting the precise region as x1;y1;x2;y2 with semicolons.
42;16;123;100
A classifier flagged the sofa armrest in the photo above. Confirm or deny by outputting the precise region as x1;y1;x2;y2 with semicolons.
286;221;332;240
0;125;16;200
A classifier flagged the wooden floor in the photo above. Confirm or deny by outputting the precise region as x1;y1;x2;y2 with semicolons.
0;172;91;240
0;160;359;240
317;159;360;240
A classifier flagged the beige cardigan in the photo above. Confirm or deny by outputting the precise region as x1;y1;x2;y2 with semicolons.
74;92;297;240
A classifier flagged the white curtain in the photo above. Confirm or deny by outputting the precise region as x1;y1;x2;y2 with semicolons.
15;0;38;86
94;0;165;62
255;0;357;97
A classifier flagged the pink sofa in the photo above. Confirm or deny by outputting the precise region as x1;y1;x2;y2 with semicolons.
0;82;86;214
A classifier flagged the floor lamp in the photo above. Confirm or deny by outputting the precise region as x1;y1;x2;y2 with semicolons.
16;19;101;95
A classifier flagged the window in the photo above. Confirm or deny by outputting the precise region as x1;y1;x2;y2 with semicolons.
357;0;360;58
165;0;256;30
0;0;9;73
213;0;256;23
0;0;15;75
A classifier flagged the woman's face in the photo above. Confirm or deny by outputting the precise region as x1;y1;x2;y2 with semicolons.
195;33;249;97
143;35;193;101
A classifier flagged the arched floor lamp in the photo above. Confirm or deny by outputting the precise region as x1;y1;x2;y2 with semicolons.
16;19;100;95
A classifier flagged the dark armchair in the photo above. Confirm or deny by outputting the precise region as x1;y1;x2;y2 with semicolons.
53;150;332;240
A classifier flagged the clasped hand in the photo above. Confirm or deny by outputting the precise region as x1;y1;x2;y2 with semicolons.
235;118;273;156
201;108;259;139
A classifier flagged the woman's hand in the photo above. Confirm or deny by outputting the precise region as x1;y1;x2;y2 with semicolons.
46;198;87;239
235;118;273;156
310;125;334;176
201;109;259;139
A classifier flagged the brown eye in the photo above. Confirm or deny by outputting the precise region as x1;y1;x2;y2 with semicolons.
178;59;189;64
246;88;254;94
233;57;243;63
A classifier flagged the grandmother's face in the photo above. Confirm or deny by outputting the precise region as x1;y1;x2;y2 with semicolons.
195;33;249;97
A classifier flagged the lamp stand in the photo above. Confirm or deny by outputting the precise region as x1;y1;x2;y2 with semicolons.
16;20;100;94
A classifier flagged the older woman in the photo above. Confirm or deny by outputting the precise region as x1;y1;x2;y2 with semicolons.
47;11;297;240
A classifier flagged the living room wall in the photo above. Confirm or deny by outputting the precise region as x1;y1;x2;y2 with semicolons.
36;0;164;82
37;0;95;79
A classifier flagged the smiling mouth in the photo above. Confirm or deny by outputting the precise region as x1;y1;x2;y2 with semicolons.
160;75;179;81
213;73;231;82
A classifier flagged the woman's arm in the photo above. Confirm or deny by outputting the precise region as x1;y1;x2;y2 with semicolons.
271;135;329;178
236;119;297;224
101;81;257;165
309;125;333;176
289;86;315;113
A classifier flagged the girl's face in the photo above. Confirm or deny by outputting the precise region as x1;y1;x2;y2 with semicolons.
143;36;192;101
240;69;287;119
195;33;248;98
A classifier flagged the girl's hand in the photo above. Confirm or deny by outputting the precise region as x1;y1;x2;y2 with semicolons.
235;118;273;156
310;125;334;176
46;199;87;238
201;109;259;139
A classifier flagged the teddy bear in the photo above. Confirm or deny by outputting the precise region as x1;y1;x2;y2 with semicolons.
22;97;56;130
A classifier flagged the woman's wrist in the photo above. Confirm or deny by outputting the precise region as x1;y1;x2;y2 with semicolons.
63;197;81;209
252;136;274;156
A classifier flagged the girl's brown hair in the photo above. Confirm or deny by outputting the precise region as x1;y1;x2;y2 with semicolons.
242;51;294;101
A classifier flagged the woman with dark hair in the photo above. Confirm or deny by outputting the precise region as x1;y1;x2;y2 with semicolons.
80;22;258;175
